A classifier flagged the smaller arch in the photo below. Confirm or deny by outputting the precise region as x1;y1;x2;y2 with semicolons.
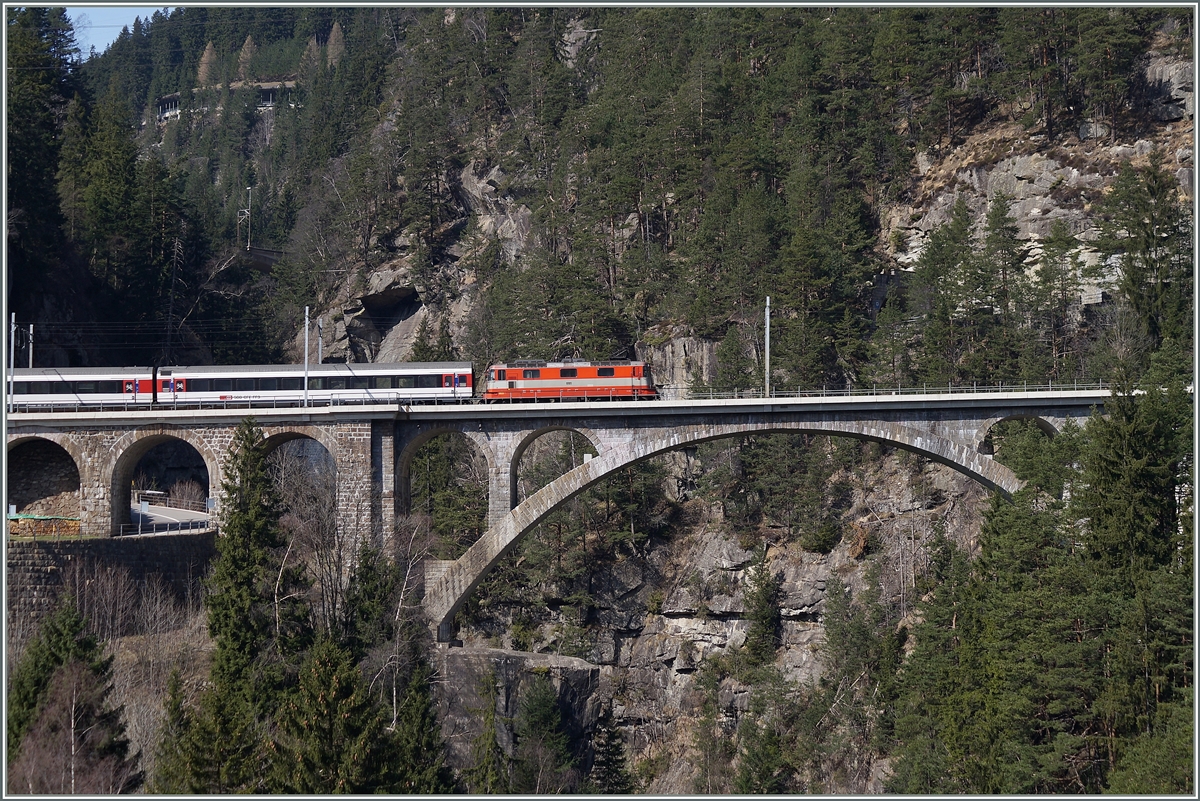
108;427;221;535
509;425;603;511
395;425;493;520
6;437;83;520
975;412;1060;454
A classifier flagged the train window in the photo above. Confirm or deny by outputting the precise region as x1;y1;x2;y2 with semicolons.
597;367;615;377
523;369;540;379
32;382;50;394
76;382;98;394
496;369;506;381
99;381;120;394
281;378;301;390
189;379;210;392
52;382;74;394
394;376;415;389
560;368;577;378
415;375;439;389
349;377;370;390
214;379;233;392
13;382;28;394
308;377;324;390
327;377;346;390
260;378;278;391
234;378;255;391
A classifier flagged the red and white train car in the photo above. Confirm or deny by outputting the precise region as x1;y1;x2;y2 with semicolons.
482;360;656;401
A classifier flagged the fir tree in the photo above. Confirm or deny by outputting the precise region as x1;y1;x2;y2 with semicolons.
7;597;106;760
587;710;634;793
269;638;401;793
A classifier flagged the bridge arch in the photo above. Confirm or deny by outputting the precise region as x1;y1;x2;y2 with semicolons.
396;426;493;520
6;435;83;519
424;417;1023;634
974;411;1061;453
108;427;221;534
509;425;603;509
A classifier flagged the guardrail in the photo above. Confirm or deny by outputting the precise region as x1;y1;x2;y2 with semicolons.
132;491;208;513
118;519;215;537
5;380;1114;414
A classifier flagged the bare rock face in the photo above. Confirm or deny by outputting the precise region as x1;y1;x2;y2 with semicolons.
458;161;533;264
1143;54;1194;121
636;333;717;399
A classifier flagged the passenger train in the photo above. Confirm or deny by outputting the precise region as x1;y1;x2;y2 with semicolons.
6;359;656;408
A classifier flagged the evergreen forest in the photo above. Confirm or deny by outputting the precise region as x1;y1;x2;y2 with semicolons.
5;5;1194;794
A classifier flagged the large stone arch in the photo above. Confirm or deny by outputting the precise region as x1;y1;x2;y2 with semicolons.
6;435;84;519
108;427;221;534
424;417;1023;635
261;425;340;463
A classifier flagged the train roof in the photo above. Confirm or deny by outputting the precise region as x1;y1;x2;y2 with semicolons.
11;362;471;378
159;362;470;375
12;366;150;378
489;359;643;368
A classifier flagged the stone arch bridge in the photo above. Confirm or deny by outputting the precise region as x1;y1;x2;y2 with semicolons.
5;389;1106;640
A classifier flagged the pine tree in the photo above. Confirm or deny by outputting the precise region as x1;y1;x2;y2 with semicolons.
588;710;634;793
6;659;142;794
513;674;577;793
392;661;454;793
7;597;106;760
269;638;401;793
463;670;511;793
743;545;782;665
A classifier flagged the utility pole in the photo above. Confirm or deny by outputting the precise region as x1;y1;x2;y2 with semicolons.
8;314;16;413
246;186;252;250
764;296;771;397
303;306;310;408
317;318;323;363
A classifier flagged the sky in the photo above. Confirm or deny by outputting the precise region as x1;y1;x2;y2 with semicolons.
65;6;163;57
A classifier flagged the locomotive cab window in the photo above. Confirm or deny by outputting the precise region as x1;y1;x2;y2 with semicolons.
597;367;615;377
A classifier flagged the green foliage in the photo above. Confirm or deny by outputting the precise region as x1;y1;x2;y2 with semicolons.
391;662;454;793
206;418;309;697
463;670;512;794
6;598;107;761
512;674;578;792
743;546;782;665
269;638;401;793
587;711;634;793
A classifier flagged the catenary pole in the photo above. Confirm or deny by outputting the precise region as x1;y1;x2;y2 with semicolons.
28;324;33;368
317;318;323;363
304;306;310;408
764;296;771;397
8;314;16;413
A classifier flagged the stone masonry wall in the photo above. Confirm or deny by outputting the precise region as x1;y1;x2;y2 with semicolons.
6;532;217;649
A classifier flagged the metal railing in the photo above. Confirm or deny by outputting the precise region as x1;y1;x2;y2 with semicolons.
6;380;1113;413
118;519;215;537
132;491;208;513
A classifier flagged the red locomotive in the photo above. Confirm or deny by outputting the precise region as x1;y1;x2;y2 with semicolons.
482;359;656;401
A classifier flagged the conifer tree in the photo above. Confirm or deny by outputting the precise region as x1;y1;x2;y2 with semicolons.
7;597;106;760
587;710;634;793
464;670;511;793
392;661;454;792
269;638;401;793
